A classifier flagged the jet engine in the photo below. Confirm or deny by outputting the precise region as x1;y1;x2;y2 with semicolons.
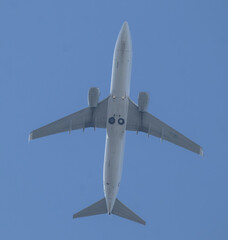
138;92;149;112
88;87;100;107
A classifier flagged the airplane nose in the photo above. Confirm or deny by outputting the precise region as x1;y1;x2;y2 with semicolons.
115;21;132;52
121;22;129;36
119;22;130;42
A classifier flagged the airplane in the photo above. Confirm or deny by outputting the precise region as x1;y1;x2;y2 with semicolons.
29;22;203;225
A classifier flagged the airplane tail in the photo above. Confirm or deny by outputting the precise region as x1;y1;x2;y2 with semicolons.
112;198;146;225
73;198;107;218
73;198;146;225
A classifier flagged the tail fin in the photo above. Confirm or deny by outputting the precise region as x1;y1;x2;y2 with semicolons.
73;198;107;219
112;198;146;225
73;198;146;225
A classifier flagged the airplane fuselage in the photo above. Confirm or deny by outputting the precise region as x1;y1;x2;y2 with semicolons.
103;22;132;213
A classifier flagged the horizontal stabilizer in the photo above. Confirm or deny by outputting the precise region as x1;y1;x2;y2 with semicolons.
73;198;107;219
112;198;146;225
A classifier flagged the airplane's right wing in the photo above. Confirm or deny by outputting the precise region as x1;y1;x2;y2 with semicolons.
29;97;109;140
126;99;203;155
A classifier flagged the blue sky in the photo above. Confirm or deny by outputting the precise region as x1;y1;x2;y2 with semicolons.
1;0;227;239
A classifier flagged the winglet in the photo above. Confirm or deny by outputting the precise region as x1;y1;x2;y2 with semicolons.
200;147;204;157
28;132;33;142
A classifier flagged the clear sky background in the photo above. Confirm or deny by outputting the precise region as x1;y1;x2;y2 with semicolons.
1;0;227;239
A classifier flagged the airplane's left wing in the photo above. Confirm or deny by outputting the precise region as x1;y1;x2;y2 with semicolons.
126;99;203;155
29;97;109;140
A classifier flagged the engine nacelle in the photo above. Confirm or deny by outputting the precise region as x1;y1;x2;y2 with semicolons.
138;92;149;112
88;87;100;107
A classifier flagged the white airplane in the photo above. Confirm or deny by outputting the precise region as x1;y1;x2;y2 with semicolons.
29;22;203;225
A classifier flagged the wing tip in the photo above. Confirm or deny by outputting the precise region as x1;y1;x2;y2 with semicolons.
200;147;204;157
28;132;33;142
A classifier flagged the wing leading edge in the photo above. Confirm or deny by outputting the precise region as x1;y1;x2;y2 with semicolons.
126;98;203;156
29;97;109;140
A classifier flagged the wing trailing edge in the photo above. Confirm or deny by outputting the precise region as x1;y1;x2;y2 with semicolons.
126;98;203;155
29;97;109;140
